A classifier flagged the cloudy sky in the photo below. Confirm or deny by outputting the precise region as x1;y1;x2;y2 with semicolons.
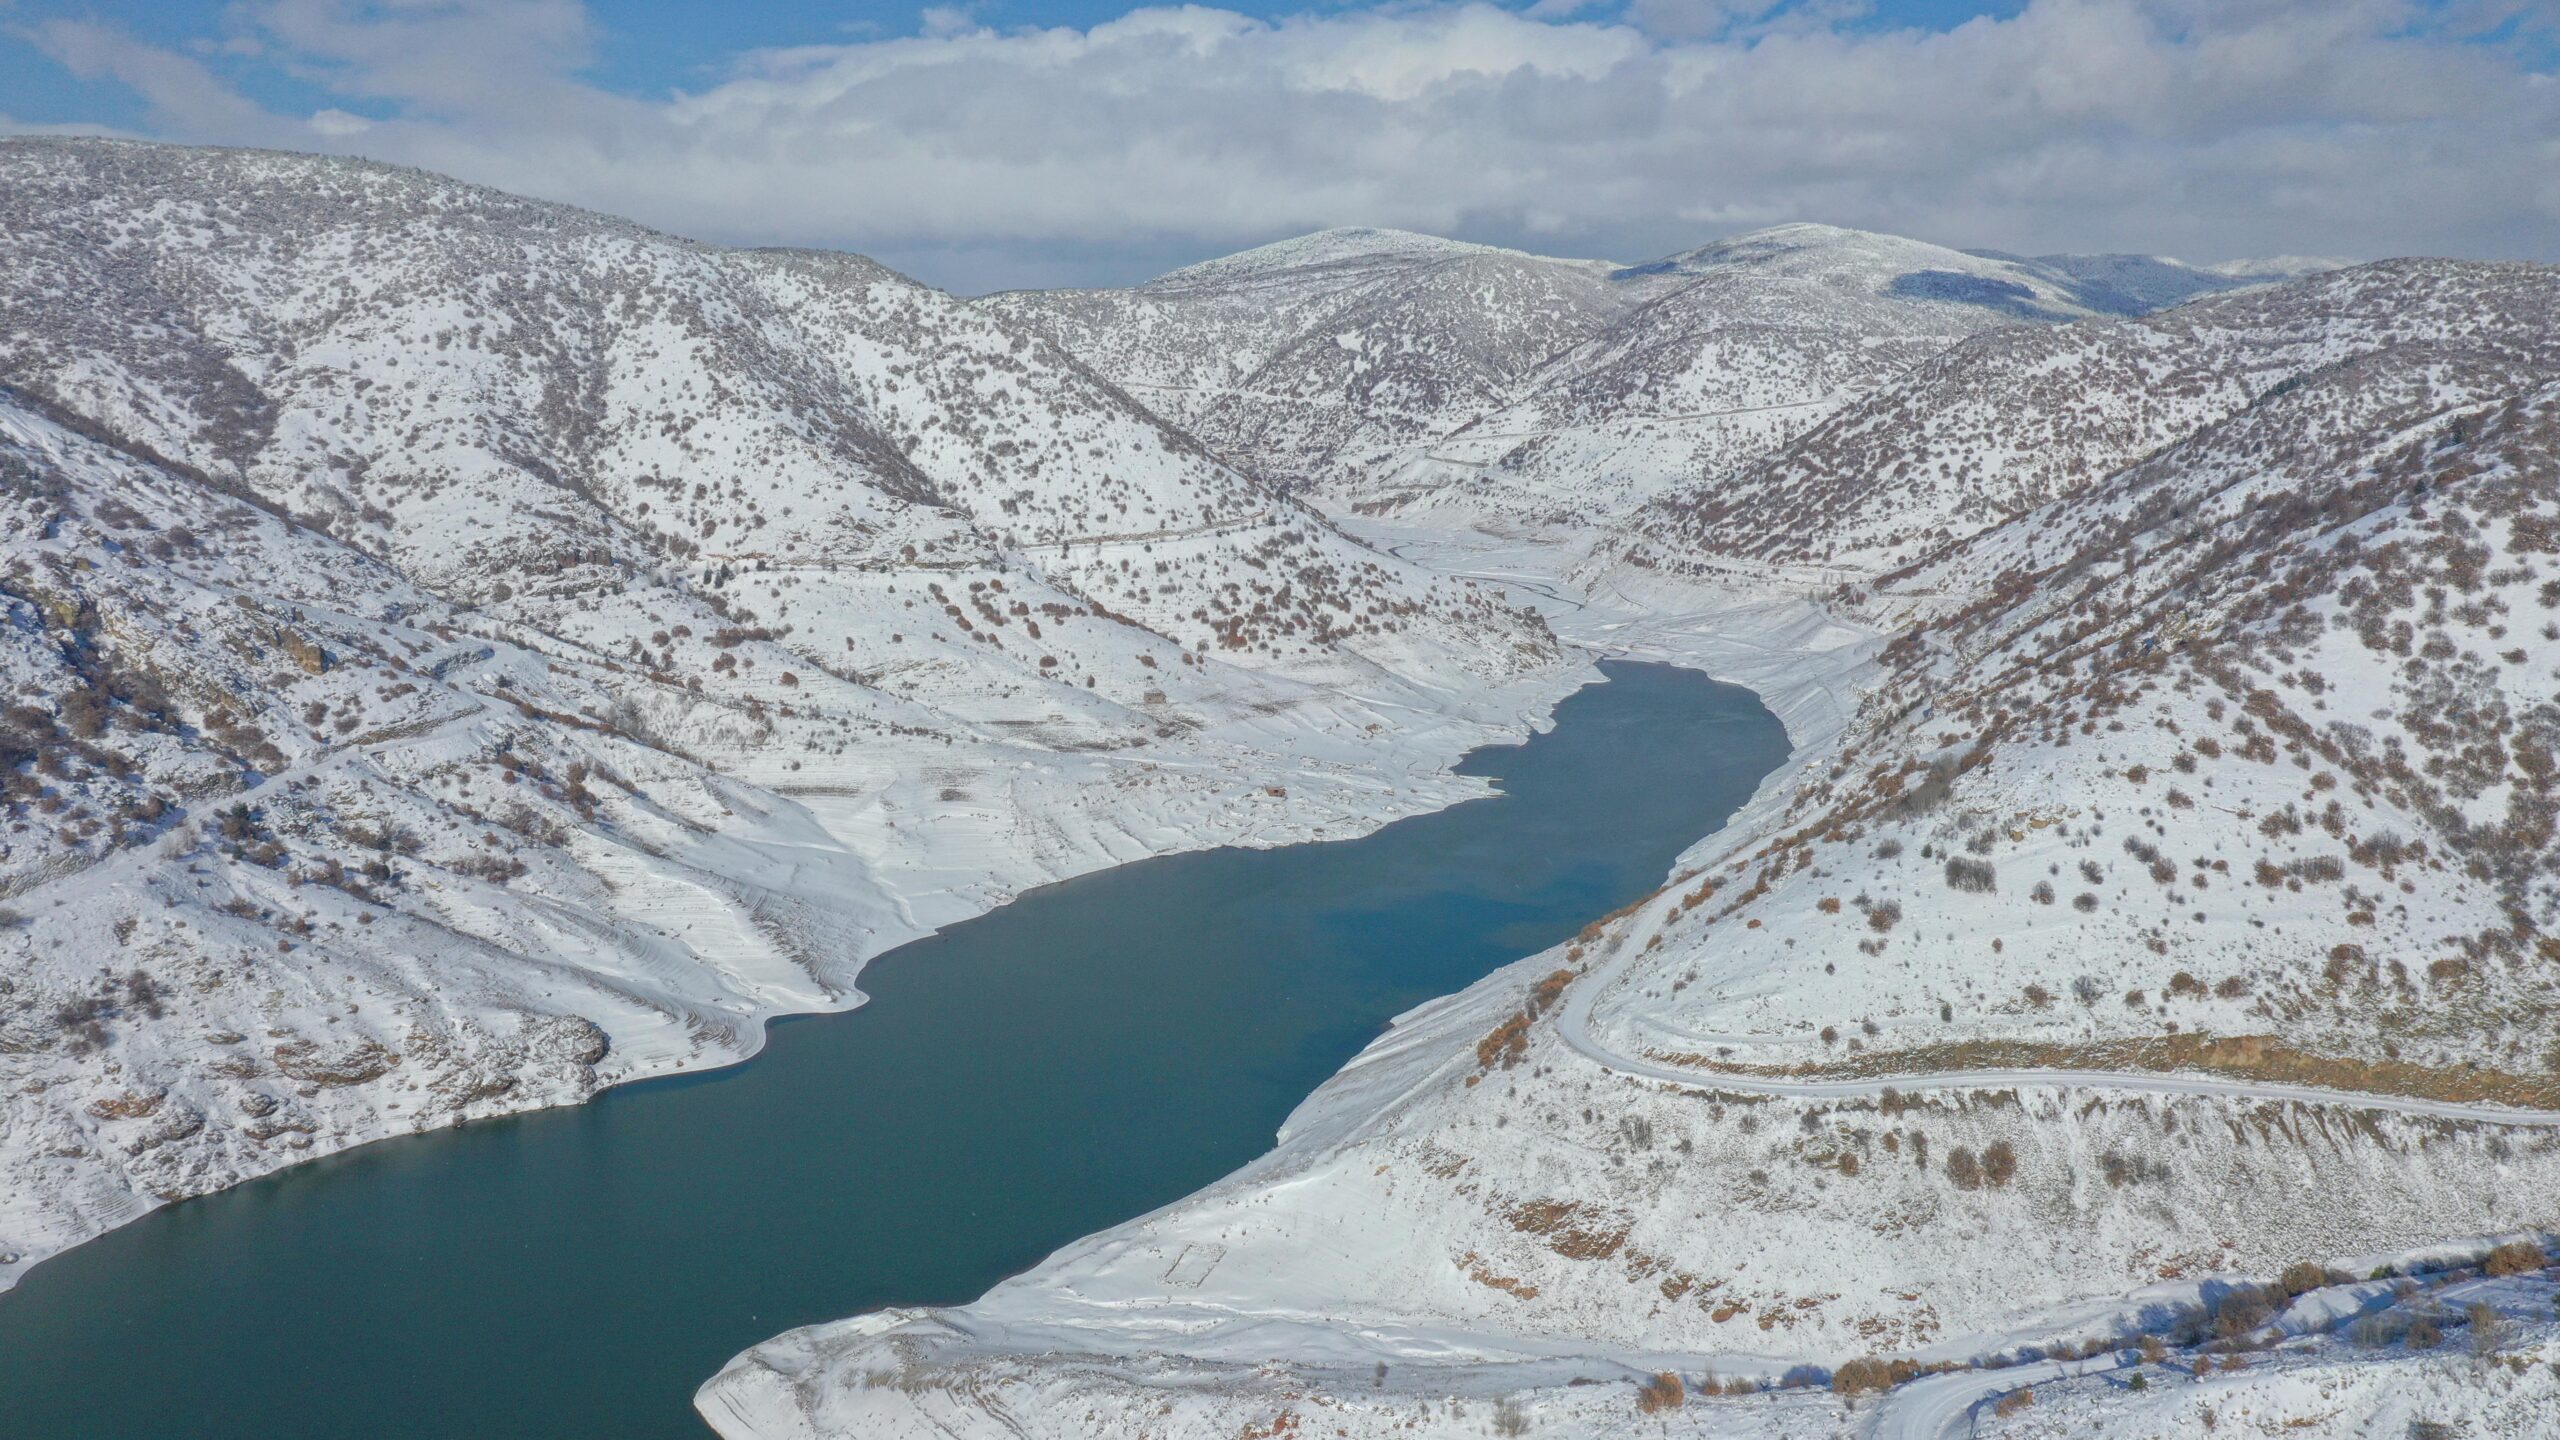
2;0;2555;292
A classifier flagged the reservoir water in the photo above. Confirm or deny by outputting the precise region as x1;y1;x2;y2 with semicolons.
0;661;1788;1439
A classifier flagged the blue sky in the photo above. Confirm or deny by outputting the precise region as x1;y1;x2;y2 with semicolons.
3;1;2554;291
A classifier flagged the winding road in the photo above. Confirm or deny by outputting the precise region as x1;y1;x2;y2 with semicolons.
1552;924;2560;1129
1533;900;2560;1438
1870;1355;2121;1440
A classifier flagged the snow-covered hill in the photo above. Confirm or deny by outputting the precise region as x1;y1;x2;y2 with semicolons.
705;255;2560;1440
0;139;1577;1290
5;135;2534;1439
982;227;1630;495
992;222;2323;540
1610;258;2560;579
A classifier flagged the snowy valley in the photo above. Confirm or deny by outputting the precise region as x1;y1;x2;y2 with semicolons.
0;135;2553;1440
712;199;2560;1437
0;138;1567;1290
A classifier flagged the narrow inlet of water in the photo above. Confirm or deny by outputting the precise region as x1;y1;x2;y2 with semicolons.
0;660;1790;1440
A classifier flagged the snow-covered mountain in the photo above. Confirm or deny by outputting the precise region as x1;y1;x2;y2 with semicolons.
1991;249;2350;317
705;254;2560;1440
991;222;2326;536
3;134;2537;1440
1611;258;2560;579
980;227;1631;494
0;139;1575;1289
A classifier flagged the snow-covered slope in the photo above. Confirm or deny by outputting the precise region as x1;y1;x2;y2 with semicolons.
705;257;2560;1440
0;139;1577;1291
1611;259;2560;578
1389;227;2116;532
994;223;2323;539
982;226;1630;493
1976;249;2343;318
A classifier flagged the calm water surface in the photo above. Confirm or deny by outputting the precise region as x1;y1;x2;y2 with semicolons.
0;661;1787;1439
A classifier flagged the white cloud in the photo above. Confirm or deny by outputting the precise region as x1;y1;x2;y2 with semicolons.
307;106;373;136
7;0;2558;292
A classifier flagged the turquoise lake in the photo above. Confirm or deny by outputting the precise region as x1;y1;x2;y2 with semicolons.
0;660;1788;1439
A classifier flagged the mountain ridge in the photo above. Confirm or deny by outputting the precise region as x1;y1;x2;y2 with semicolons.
0;136;1577;1296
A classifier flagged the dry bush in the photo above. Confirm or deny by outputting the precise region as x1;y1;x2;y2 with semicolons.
2483;1241;2543;1277
2214;1287;2274;1338
1946;1146;1982;1190
2467;1302;2513;1358
1830;1356;1910;1395
1633;1372;1684;1415
1981;1140;2017;1187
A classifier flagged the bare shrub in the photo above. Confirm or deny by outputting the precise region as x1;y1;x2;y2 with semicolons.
2467;1302;2512;1359
1981;1140;2017;1187
1830;1357;1904;1396
2214;1287;2274;1338
1633;1372;1684;1414
2483;1241;2543;1277
2280;1261;2329;1296
1944;857;1996;892
1946;1146;1982;1190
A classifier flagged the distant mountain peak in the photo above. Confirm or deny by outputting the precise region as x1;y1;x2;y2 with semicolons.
1147;226;1588;288
1623;221;1993;275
